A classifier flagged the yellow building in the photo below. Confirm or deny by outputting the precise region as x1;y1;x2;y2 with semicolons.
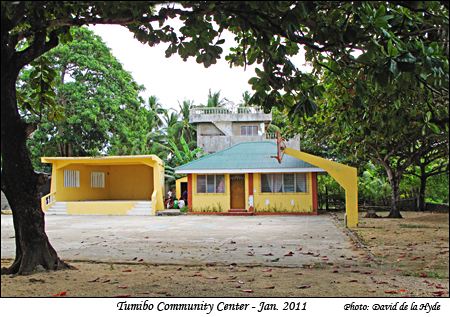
40;155;165;215
175;142;324;214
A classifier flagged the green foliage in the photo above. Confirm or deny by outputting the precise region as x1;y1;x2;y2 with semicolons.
426;173;449;204
359;163;391;205
22;27;147;169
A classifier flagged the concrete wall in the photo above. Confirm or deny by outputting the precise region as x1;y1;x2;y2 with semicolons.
197;123;224;136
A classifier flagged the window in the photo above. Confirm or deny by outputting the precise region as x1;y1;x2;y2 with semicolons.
261;173;308;193
295;173;307;192
91;172;105;188
240;125;258;136
197;174;225;193
64;170;80;188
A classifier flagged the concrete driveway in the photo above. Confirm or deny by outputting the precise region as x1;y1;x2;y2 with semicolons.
1;214;358;267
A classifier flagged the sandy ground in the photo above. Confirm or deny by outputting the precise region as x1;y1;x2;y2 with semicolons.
1;212;448;297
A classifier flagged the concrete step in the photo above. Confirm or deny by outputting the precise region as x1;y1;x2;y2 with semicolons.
156;210;182;216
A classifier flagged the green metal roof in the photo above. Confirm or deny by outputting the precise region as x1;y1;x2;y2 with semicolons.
175;141;321;173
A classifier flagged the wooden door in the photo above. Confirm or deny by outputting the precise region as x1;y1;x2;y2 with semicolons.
230;174;245;210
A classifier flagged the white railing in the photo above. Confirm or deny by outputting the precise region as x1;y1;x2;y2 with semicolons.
265;132;277;139
41;192;56;212
190;106;266;116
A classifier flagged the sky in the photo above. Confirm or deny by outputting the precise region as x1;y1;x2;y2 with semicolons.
89;24;258;110
89;24;310;110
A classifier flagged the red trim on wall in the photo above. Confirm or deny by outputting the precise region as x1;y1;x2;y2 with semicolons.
311;172;318;212
187;174;193;212
248;173;254;212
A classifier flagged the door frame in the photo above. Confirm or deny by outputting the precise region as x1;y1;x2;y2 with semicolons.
230;173;245;210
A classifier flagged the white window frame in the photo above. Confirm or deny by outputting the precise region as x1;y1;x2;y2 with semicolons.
91;171;105;188
240;125;258;136
197;174;225;193
64;170;80;188
261;173;308;193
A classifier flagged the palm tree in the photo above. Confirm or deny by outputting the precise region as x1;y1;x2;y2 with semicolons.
205;89;229;108
240;91;252;107
147;95;166;129
177;99;196;145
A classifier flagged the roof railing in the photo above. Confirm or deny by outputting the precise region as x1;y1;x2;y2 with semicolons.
190;106;268;116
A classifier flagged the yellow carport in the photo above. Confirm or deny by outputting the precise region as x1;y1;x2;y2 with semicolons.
284;148;358;227
40;155;165;215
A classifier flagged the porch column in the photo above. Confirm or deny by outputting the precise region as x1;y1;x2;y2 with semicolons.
187;174;193;212
311;172;318;212
248;173;254;212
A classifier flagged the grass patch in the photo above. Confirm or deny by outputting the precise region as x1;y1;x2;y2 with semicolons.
402;271;447;279
399;224;432;229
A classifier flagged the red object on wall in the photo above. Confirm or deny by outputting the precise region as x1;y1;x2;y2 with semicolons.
311;172;318;212
248;173;254;212
187;174;193;211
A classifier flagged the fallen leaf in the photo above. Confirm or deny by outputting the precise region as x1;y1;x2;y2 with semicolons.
247;252;254;256
52;291;67;297
435;284;445;289
263;286;275;289
117;286;128;289
398;289;408;293
419;272;428;278
284;251;294;256
432;291;446;297
241;289;253;293
270;258;280;262
205;276;218;280
122;269;132;273
263;253;274;256
237;280;245;284
138;259;144;262
411;256;421;261
384;290;398;294
349;280;358;283
102;279;111;283
88;277;100;283
262;269;272;272
297;285;311;289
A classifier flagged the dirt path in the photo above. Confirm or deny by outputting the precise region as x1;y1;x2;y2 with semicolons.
2;212;448;297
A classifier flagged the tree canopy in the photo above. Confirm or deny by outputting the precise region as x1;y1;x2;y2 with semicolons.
20;27;148;170
1;1;448;275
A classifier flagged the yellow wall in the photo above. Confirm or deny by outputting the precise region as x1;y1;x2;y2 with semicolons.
284;148;358;227
109;165;153;200
191;174;230;212
253;173;313;212
54;164;153;201
55;164;111;201
66;201;136;215
42;155;165;213
190;172;314;213
176;176;188;199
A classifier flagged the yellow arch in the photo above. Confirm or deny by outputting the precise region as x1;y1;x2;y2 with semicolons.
284;148;358;228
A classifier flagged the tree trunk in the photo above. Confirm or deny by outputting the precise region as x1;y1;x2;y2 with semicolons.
385;166;403;218
418;165;427;211
1;53;71;275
